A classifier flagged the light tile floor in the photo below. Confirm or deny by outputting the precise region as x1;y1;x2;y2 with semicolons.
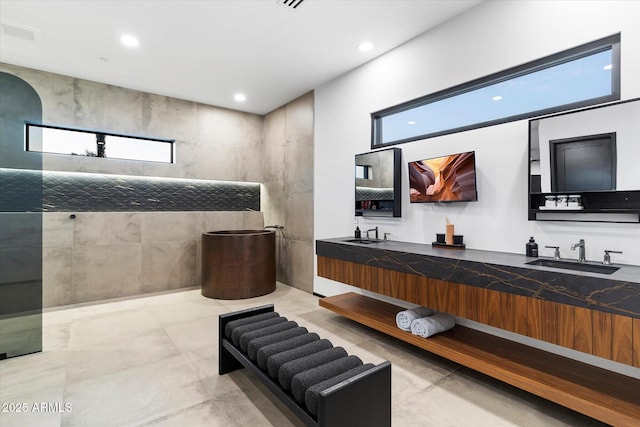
0;283;608;427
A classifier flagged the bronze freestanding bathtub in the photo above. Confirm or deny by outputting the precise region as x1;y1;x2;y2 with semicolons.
201;230;276;299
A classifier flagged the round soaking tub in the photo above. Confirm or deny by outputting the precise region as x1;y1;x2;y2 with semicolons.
201;230;276;299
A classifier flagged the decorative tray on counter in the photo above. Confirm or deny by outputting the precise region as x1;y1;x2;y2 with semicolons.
538;206;584;210
432;242;466;250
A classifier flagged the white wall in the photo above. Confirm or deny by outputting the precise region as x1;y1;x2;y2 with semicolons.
315;1;640;298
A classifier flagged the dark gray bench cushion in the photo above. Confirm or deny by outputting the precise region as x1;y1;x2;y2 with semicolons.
278;347;348;391
246;326;308;361
291;355;363;403
224;311;280;339
257;333;320;370
267;338;333;379
239;321;298;353
231;316;287;346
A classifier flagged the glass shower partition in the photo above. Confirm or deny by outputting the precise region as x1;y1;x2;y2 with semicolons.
0;72;43;359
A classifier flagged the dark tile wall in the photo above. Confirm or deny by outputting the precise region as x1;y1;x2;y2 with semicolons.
0;168;260;212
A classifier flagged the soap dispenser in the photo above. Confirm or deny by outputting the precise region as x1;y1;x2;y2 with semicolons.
526;237;538;257
355;226;361;238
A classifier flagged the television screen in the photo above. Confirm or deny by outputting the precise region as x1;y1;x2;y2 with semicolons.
408;151;478;203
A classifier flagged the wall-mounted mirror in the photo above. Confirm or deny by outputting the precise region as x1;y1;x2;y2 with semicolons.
528;98;640;222
355;148;401;217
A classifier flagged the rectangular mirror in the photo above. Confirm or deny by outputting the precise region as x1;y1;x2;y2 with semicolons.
528;98;640;221
355;148;401;217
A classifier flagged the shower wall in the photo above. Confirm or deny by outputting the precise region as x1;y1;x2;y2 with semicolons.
0;63;267;307
1;63;316;306
43;210;263;307
263;92;314;293
0;63;264;181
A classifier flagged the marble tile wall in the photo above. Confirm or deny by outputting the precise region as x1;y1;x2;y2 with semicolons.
1;63;316;302
42;211;264;308
0;63;264;182
263;92;314;293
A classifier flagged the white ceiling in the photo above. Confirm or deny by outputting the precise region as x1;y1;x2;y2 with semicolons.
0;0;481;115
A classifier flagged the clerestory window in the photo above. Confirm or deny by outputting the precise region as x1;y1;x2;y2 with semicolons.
372;34;620;148
25;123;175;164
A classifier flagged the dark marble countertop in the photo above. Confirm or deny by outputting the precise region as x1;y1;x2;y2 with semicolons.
316;237;640;318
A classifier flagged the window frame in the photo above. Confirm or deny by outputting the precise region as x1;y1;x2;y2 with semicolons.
371;34;621;149
25;122;176;164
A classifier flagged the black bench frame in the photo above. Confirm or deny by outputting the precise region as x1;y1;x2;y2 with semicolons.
219;304;392;427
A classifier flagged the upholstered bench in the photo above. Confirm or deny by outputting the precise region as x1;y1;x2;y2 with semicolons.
219;304;391;427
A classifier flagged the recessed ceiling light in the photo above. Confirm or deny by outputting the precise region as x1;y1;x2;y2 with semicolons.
120;34;139;48
234;93;246;102
604;64;613;70
358;42;373;52
407;121;416;125
492;95;503;101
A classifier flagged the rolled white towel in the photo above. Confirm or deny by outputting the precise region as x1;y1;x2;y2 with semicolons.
395;307;435;331
410;314;455;338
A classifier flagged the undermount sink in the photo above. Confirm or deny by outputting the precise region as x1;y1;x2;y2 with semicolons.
525;258;619;274
343;238;383;244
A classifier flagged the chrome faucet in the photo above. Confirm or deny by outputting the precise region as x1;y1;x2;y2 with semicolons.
366;226;379;240
603;249;622;265
570;239;586;263
545;245;561;260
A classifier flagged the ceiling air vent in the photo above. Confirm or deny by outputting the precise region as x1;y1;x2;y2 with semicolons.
0;20;40;41
276;0;306;11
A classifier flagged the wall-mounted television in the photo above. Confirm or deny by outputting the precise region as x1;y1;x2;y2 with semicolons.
408;151;478;203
